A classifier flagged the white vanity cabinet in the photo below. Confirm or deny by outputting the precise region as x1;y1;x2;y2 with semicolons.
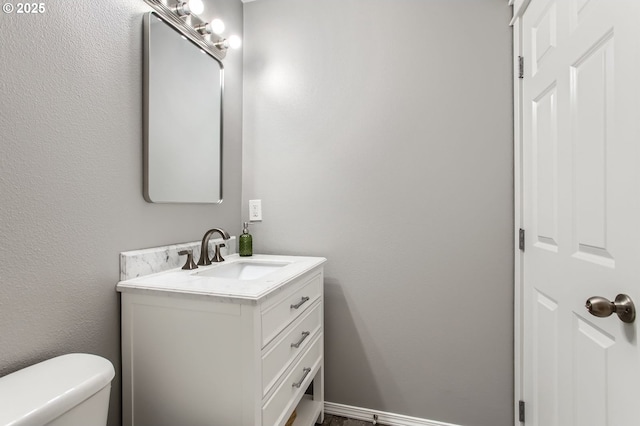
117;255;325;426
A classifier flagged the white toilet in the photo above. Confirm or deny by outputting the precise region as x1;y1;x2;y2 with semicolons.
0;353;115;426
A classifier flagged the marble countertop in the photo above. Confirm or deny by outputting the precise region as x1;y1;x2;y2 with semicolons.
116;254;326;304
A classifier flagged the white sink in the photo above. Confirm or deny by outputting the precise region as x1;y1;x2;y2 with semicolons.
193;260;291;280
118;254;326;302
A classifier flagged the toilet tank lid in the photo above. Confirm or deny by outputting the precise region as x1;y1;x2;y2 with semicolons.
0;353;115;426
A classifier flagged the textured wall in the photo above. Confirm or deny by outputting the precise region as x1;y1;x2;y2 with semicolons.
243;1;514;425
0;1;242;424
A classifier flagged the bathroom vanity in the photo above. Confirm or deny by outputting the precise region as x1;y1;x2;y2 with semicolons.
117;253;326;426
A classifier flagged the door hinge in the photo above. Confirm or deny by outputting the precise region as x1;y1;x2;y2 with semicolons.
519;400;526;422
519;228;525;251
518;56;524;79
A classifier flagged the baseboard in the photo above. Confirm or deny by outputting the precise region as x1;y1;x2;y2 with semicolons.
324;402;463;426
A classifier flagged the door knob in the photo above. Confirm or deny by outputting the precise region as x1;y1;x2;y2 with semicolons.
585;294;635;323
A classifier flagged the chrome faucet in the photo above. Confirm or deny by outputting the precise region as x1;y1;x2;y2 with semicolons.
197;228;231;265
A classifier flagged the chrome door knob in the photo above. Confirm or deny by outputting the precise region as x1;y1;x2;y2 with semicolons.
585;294;635;323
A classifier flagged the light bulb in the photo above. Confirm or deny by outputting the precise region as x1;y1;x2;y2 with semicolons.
228;35;242;49
188;0;204;15
210;18;225;35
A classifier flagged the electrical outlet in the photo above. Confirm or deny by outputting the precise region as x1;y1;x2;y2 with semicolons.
249;199;262;221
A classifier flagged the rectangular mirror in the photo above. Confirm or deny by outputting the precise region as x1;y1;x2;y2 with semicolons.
143;12;223;203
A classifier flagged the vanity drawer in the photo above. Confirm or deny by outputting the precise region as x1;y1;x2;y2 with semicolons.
262;333;322;426
261;273;322;347
262;302;322;397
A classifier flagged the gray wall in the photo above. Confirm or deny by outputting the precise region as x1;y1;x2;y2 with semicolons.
0;1;243;425
242;1;514;425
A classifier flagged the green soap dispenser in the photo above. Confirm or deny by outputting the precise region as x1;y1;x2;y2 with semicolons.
239;221;253;256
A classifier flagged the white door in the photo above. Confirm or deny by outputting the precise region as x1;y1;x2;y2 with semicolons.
521;0;640;425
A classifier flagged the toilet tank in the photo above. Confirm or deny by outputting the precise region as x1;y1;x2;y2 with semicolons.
0;353;115;426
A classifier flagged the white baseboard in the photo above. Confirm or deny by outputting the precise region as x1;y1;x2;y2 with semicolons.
324;402;463;426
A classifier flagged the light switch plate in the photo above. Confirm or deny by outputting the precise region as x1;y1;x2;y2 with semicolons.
249;199;262;221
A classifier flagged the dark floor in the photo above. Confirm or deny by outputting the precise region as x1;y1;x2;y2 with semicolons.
320;414;376;426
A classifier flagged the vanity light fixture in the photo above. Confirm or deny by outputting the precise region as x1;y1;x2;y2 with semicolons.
195;22;213;35
213;34;242;51
171;0;203;16
171;1;191;16
143;0;240;60
195;18;225;35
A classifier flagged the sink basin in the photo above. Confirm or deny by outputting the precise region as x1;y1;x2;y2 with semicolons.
193;260;291;280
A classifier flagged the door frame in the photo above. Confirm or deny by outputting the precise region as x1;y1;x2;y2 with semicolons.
510;1;530;425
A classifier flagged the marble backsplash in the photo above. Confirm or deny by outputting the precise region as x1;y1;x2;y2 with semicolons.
119;236;236;281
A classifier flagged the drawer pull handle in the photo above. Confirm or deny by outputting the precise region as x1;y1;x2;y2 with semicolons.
291;296;310;310
292;367;312;388
291;331;311;348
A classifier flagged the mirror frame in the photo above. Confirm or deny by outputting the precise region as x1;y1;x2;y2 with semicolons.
142;11;224;204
